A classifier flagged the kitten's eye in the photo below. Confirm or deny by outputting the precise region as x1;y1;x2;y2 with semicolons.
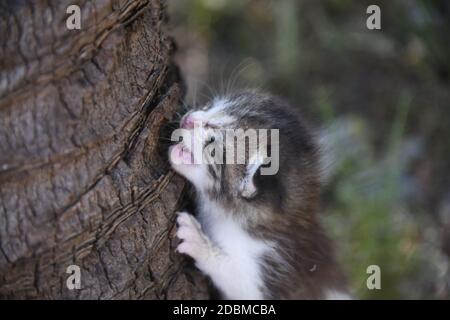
205;136;215;145
204;122;219;129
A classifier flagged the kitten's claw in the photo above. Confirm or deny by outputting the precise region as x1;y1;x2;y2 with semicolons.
176;212;212;264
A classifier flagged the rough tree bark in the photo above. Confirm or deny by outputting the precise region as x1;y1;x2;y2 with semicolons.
0;0;209;299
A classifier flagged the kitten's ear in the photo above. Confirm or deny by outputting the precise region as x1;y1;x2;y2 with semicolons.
239;154;265;199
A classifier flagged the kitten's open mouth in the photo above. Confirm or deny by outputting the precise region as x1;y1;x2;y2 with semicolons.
180;144;193;158
171;143;195;165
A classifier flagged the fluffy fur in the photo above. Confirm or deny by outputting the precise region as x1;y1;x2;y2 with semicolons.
169;90;349;299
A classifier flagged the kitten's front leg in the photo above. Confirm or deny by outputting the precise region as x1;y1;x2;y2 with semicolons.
176;211;221;274
176;211;264;299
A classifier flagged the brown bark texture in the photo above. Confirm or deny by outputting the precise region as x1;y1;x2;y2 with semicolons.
0;0;208;299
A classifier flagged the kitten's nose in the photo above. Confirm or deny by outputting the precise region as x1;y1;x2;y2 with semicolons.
181;115;195;129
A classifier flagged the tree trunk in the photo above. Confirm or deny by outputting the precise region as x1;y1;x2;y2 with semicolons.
0;0;208;299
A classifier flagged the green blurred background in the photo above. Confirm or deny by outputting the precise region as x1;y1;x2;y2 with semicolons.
168;0;450;299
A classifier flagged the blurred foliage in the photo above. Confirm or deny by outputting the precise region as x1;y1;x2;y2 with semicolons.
168;0;450;299
321;92;428;299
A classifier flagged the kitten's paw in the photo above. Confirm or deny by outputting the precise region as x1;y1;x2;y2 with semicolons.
176;212;212;265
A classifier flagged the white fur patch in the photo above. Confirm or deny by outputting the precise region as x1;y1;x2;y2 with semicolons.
197;198;274;299
198;98;236;127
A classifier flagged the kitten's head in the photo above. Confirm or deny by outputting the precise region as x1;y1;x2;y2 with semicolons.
169;90;320;213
